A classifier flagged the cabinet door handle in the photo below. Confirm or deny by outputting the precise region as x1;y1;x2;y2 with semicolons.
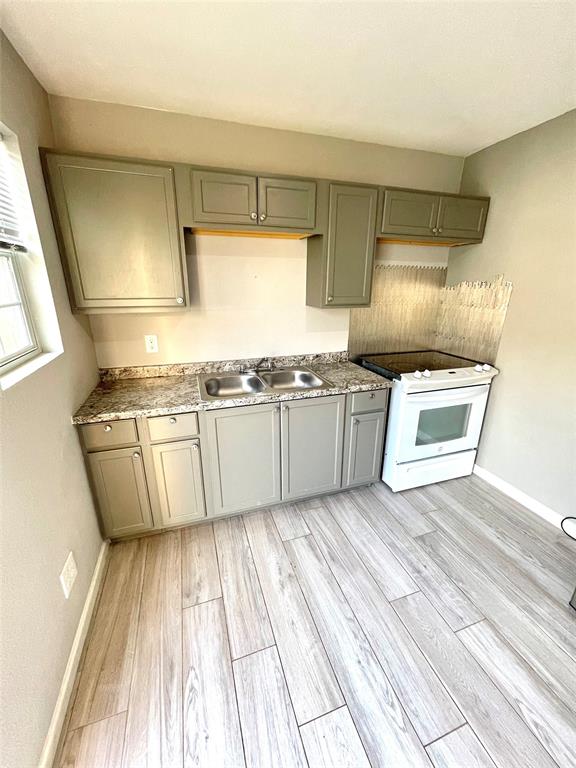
432;227;438;234
133;452;141;459
176;297;184;305
104;425;112;432
437;227;443;234
369;392;375;399
191;444;199;451
353;418;359;425
169;417;177;424
250;211;258;220
282;405;289;411
259;213;267;222
274;406;280;412
327;296;334;303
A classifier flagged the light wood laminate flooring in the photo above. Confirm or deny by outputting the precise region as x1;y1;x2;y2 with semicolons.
55;475;576;768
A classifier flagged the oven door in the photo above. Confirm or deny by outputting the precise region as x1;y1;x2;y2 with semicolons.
396;384;490;463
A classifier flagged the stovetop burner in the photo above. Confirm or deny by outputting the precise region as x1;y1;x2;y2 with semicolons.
360;350;481;378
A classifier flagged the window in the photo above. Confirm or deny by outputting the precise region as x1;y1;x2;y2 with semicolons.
0;134;39;370
0;125;63;390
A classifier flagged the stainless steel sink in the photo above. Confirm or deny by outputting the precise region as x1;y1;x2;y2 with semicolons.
261;369;326;391
198;366;333;401
201;373;267;399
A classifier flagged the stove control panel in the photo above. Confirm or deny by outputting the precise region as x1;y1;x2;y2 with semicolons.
402;365;499;392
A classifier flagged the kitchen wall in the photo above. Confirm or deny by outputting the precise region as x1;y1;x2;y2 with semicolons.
447;110;576;519
48;95;464;368
0;34;102;768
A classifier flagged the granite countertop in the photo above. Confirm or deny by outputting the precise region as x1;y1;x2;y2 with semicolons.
73;359;390;425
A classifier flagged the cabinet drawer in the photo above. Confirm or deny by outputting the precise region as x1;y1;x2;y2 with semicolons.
350;389;388;414
80;419;138;451
147;412;199;442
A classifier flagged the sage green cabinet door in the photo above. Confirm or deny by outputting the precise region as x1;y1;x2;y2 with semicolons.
87;447;153;538
192;170;258;225
381;189;440;237
437;196;489;240
203;403;281;516
342;411;385;488
151;439;206;527
281;395;345;500
44;153;186;311
326;184;378;307
258;177;316;229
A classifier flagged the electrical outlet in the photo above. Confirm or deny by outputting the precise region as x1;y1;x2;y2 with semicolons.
144;334;158;354
60;551;78;599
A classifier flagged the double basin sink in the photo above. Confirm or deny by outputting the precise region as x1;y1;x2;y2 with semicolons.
198;366;333;401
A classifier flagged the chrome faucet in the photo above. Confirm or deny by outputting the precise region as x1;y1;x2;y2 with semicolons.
239;356;274;375
255;356;274;372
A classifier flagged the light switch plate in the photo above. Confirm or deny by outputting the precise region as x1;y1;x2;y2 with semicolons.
144;334;158;353
60;551;78;599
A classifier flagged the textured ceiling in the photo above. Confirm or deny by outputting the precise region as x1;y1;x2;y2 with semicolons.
2;1;575;155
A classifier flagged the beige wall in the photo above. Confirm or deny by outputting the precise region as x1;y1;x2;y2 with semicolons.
49;96;464;368
49;95;464;190
0;35;102;768
447;110;576;518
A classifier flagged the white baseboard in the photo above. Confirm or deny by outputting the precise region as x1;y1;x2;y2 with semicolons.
473;464;563;530
38;540;109;768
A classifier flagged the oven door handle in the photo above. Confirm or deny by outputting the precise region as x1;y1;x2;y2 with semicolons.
406;384;490;404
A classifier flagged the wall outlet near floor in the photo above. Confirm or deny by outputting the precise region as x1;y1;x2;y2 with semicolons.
59;551;78;599
144;334;158;353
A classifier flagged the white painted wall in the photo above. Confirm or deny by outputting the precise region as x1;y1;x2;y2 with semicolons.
91;235;350;367
0;34;102;768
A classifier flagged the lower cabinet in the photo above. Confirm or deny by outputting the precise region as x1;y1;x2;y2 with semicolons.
151;438;206;527
202;403;282;516
87;447;153;538
82;390;388;537
342;411;386;487
281;395;345;500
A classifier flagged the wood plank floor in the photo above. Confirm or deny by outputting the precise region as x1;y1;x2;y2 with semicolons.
55;475;576;768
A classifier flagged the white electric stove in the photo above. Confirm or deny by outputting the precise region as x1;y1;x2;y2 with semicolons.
359;350;498;491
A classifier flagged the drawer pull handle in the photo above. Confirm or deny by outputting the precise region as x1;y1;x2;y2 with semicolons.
169;417;177;424
104;425;112;432
133;452;141;459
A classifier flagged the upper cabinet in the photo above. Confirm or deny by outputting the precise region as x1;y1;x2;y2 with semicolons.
43;152;188;313
436;195;489;240
192;170;317;229
381;188;489;243
42;149;489;315
257;177;316;229
192;171;258;225
382;189;440;238
306;183;378;308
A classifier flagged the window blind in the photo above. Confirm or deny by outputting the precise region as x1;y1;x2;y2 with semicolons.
0;135;27;252
0;133;38;369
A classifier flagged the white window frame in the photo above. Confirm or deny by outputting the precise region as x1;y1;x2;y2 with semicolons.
0;248;41;371
0;124;64;390
0;132;42;373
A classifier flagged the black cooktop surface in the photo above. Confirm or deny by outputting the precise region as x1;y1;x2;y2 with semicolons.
360;350;480;378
